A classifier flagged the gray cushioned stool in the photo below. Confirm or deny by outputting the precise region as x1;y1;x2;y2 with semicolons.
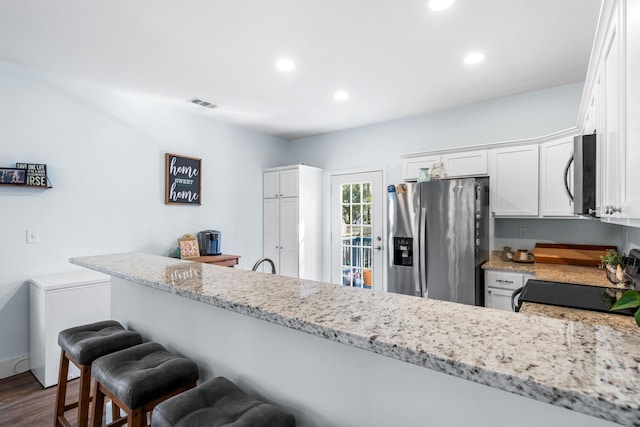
91;342;199;427
54;320;143;427
152;377;296;427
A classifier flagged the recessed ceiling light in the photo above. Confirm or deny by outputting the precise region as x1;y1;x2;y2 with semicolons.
464;52;485;65
276;58;295;72
334;91;349;101
427;0;455;11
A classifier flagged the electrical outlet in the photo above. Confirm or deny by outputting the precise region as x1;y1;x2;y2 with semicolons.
26;229;39;244
519;227;528;239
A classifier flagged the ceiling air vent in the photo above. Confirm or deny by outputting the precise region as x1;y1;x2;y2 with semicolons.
188;98;218;109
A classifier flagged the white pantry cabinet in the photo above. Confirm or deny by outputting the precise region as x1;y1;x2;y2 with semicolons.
262;165;323;280
488;144;539;217
540;137;575;217
485;270;533;312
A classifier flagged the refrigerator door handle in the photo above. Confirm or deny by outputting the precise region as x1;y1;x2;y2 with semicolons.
419;203;428;297
412;200;421;296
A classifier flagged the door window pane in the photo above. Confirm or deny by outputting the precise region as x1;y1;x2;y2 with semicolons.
340;180;374;289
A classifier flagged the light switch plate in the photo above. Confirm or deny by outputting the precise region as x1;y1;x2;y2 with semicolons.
26;229;39;244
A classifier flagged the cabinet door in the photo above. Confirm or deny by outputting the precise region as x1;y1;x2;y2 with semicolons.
485;287;516;311
485;270;525;291
279;197;299;277
489;145;539;217
263;198;280;252
402;156;441;181
540;138;574;217
622;0;640;219
601;1;623;219
279;169;299;198
263;171;280;198
442;150;488;177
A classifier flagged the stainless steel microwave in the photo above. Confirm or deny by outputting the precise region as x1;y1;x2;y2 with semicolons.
566;133;597;216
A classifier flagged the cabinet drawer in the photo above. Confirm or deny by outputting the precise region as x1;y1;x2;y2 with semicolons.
485;271;527;291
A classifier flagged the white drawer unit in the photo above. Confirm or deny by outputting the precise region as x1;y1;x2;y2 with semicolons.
484;270;533;311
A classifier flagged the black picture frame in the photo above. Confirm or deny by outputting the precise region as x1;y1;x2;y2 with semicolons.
165;153;202;205
0;168;27;185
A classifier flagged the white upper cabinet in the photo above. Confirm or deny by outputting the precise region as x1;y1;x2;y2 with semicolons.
263;168;299;198
441;150;488;177
489;144;539;217
401;155;441;181
580;0;640;223
540;137;575;217
622;0;640;219
401;149;487;181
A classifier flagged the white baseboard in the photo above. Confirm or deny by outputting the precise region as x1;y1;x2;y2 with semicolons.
0;354;30;380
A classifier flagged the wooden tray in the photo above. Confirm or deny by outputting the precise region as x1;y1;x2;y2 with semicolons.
532;243;617;267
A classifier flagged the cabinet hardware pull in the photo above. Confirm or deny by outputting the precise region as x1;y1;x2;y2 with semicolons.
488;289;492;294
496;279;513;284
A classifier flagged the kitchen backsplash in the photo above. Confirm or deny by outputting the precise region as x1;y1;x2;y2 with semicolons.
494;218;624;251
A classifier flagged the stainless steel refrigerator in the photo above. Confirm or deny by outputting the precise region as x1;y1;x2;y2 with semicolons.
387;177;489;305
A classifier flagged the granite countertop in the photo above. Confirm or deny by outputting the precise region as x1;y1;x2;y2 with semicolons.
71;253;640;426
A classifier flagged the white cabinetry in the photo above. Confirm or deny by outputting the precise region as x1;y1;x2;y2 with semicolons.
401;149;487;181
401;155;441;181
581;0;640;223
485;270;533;312
488;145;539;217
540;137;575;217
263;165;323;280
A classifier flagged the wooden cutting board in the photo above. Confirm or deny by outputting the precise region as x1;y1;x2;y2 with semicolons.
532;243;617;267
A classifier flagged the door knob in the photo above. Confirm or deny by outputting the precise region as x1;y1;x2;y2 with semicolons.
375;246;382;251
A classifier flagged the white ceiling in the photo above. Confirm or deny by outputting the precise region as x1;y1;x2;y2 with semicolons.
0;0;602;140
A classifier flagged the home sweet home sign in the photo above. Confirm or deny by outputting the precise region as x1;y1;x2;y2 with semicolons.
165;153;201;205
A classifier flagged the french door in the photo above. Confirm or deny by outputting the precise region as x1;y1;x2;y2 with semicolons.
330;170;384;291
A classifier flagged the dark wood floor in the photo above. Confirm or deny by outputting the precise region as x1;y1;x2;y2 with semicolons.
0;371;79;426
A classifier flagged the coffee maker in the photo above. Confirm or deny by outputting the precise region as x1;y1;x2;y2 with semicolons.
197;230;221;256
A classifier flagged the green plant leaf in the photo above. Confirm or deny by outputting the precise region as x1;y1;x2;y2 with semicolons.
610;290;640;311
635;309;640;327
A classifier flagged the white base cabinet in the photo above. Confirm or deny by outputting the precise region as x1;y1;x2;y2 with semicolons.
263;165;323;280
485;270;534;312
29;271;111;387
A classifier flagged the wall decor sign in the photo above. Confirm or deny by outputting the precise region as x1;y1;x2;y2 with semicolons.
165;153;201;205
0;163;49;187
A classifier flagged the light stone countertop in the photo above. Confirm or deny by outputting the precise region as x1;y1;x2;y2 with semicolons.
70;253;640;427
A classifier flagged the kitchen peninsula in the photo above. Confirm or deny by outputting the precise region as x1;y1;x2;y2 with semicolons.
70;253;640;427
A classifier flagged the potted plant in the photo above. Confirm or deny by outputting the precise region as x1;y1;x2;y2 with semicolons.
599;249;625;284
610;290;640;326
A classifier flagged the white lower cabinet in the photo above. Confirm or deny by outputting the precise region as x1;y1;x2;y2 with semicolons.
485;270;534;312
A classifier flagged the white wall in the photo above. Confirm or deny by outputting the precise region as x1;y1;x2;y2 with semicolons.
0;60;289;370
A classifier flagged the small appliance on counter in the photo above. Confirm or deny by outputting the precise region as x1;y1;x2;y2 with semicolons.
198;230;221;256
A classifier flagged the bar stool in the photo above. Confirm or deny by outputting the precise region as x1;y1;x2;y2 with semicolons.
152;377;296;427
91;342;199;427
54;320;143;427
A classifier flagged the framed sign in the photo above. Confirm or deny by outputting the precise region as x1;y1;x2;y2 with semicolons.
0;168;26;185
165;153;201;205
16;163;48;187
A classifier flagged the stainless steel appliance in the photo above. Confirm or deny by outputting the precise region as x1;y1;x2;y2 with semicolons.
387;177;489;305
197;230;221;255
565;133;597;216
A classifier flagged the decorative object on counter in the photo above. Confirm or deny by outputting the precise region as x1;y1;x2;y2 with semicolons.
430;162;446;179
165;153;201;205
501;246;514;262
178;234;200;259
0;163;51;188
513;249;534;263
532;243;617;267
416;167;430;182
600;249;627;285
